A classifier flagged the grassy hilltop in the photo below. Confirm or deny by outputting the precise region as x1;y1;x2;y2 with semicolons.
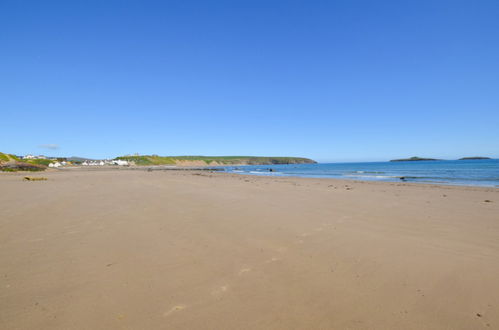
1;152;316;171
0;152;20;163
0;152;47;172
115;155;316;166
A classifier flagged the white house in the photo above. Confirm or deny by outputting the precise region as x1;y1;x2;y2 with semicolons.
24;155;47;159
82;160;107;166
112;160;129;166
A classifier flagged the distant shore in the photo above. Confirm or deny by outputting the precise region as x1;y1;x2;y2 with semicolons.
4;161;496;188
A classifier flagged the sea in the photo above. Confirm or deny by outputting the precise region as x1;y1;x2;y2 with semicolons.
223;159;499;187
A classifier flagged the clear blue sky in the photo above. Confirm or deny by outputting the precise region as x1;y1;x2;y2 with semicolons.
1;0;498;162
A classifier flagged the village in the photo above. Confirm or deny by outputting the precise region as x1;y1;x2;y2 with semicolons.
22;154;130;168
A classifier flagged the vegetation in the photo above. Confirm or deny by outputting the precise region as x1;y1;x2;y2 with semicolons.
115;155;176;165
115;155;316;166
0;167;17;172
0;162;46;172
24;159;53;166
0;152;20;162
390;156;439;162
23;176;48;181
1;151;315;171
0;152;50;172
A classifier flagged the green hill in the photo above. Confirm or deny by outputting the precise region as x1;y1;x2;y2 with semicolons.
0;152;48;172
0;152;20;163
115;155;316;166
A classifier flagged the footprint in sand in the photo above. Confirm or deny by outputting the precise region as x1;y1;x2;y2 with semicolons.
211;285;229;296
164;305;186;317
238;268;251;275
265;257;280;264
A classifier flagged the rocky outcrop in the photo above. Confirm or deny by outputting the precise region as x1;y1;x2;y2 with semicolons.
0;162;46;172
458;157;491;160
390;156;439;162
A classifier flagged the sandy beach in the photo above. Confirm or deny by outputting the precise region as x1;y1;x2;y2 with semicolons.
1;169;498;329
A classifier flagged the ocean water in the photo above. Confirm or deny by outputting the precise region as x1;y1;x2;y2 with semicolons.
223;159;499;187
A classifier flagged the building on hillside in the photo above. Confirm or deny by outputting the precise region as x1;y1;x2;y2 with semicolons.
81;160;111;166
24;155;47;160
112;160;129;166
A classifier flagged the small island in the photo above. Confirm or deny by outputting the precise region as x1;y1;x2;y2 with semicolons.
390;156;439;162
458;157;491;160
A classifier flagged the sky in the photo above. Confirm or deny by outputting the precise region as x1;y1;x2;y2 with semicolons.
1;0;498;162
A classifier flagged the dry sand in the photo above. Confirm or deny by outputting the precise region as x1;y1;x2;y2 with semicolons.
1;169;498;329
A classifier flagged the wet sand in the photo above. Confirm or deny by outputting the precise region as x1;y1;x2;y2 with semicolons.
1;169;498;329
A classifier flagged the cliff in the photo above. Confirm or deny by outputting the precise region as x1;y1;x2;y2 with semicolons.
115;155;317;166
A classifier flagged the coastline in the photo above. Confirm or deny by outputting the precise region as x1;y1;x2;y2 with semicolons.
4;164;499;189
222;159;499;188
70;164;499;189
1;169;498;329
3;165;499;192
226;171;499;189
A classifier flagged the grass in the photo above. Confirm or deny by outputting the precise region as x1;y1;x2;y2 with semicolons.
0;167;17;172
115;155;177;165
0;153;8;162
25;159;53;166
0;152;20;162
0;152;50;171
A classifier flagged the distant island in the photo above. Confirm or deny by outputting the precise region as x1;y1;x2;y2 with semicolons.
115;155;317;166
390;156;439;162
458;157;491;160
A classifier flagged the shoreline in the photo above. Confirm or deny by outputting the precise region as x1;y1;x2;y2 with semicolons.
3;165;498;190
226;172;499;189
